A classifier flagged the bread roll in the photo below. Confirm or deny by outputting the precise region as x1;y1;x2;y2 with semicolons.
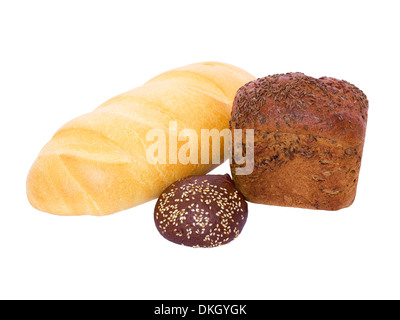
154;174;248;248
230;73;368;211
27;62;255;216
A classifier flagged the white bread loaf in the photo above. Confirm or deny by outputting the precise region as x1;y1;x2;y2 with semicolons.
27;62;255;216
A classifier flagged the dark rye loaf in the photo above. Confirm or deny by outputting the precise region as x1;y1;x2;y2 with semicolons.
230;73;368;211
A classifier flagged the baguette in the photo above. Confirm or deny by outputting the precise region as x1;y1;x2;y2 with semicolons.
27;62;255;216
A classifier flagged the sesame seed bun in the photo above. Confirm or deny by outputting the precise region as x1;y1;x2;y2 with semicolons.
154;174;248;248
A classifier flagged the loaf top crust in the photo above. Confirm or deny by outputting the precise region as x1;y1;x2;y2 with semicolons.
231;73;369;144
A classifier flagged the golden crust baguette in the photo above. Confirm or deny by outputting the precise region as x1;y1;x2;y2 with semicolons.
27;62;255;216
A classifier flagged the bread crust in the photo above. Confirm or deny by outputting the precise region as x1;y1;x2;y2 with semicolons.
230;73;368;211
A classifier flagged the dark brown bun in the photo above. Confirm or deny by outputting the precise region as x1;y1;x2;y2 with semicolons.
230;73;368;211
154;174;248;248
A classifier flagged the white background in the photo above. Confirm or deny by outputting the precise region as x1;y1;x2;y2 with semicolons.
0;0;399;300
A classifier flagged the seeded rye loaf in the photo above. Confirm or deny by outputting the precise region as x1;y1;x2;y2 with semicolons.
230;73;368;211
